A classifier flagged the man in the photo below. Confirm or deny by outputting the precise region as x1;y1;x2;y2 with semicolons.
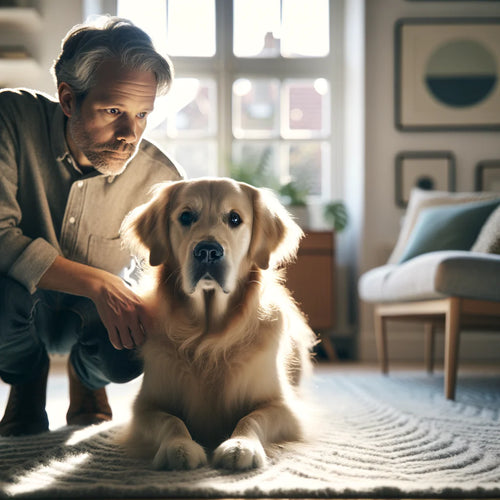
0;17;183;436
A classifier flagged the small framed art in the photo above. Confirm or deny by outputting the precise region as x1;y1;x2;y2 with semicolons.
395;151;456;207
395;18;500;131
475;160;500;192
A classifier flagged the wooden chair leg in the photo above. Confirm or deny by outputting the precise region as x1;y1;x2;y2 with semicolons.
444;298;461;400
374;308;388;374
424;322;435;374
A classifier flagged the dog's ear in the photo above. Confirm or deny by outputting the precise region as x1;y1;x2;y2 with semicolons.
245;185;304;270
120;181;178;266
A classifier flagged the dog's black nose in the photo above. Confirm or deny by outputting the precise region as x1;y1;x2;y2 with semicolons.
193;241;224;263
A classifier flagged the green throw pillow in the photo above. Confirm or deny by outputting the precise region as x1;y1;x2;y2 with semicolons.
398;198;500;263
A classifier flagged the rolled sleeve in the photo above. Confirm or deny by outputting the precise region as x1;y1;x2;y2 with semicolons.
8;238;59;294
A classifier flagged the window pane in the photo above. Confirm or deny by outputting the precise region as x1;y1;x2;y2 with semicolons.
282;78;330;138
147;78;217;138
167;0;215;56
148;141;216;178
231;141;329;199
233;0;280;58
233;0;329;58
286;142;329;197
230;142;280;188
117;0;168;55
281;0;329;57
172;141;218;178
232;79;280;138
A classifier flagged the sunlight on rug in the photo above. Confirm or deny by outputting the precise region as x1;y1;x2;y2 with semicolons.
1;369;499;499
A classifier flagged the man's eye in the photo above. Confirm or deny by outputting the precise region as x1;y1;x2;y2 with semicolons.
179;211;198;227
228;211;242;228
106;108;120;115
137;112;148;119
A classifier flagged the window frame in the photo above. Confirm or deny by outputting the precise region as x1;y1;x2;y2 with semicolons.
115;0;343;202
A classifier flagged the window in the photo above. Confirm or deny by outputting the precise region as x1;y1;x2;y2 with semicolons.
117;0;336;201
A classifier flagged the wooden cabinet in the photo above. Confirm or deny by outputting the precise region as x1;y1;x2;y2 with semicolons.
285;231;336;358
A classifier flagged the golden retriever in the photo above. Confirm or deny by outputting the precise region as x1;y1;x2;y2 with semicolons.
120;178;316;471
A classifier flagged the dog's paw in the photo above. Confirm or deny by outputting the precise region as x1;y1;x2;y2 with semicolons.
213;438;267;470
153;438;208;470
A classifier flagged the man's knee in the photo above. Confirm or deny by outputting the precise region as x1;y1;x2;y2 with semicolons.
97;342;143;384
71;342;143;389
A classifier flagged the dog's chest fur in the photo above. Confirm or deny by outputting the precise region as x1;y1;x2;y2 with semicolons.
137;321;283;448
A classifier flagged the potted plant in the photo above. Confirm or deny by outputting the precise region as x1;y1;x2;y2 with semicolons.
323;200;349;232
279;181;310;228
229;148;278;189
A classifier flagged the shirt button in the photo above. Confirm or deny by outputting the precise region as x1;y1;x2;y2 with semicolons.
69;216;76;224
77;181;84;188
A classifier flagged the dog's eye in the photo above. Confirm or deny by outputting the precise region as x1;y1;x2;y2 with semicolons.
179;211;198;227
228;211;242;228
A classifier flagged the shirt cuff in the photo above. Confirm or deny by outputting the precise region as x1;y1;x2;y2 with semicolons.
9;237;60;294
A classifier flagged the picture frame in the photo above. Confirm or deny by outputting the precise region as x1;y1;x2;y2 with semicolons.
395;151;455;207
395;18;500;131
475;160;500;192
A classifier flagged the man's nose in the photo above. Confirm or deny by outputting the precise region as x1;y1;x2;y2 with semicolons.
116;114;138;143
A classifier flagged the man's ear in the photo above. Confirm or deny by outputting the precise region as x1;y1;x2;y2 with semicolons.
58;82;76;118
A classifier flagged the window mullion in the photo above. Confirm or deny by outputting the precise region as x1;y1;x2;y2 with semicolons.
216;0;234;176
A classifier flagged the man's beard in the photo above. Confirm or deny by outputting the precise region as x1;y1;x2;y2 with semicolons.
68;116;139;176
83;141;138;176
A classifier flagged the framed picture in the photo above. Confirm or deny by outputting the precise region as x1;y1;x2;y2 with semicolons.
475;160;500;192
395;18;500;131
395;151;455;207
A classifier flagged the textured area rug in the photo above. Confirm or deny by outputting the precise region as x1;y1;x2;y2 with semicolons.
0;370;499;499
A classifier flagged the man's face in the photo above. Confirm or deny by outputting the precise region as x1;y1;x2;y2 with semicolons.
63;59;158;176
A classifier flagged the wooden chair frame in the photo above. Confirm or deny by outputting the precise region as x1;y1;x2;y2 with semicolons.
374;297;500;400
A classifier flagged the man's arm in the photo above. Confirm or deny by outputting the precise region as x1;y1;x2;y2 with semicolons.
38;255;150;350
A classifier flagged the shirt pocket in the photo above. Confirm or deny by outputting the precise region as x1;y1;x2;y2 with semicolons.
87;234;132;275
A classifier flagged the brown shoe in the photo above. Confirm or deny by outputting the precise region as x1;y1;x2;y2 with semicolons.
66;359;112;426
0;356;50;436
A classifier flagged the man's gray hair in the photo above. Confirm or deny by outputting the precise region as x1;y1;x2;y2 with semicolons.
52;16;173;99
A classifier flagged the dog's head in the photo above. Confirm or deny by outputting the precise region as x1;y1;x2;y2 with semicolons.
121;178;303;297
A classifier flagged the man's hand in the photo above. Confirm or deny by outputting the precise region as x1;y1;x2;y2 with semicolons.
37;255;152;350
91;272;149;349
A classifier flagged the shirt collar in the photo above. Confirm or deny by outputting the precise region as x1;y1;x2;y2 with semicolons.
51;105;71;164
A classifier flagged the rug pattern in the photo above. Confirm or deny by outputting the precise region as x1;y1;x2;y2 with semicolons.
0;371;499;498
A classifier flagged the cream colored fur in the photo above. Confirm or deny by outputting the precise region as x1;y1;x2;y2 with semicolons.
120;178;316;471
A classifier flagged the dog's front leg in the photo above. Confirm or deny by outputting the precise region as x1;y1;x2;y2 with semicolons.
213;401;302;470
132;410;208;470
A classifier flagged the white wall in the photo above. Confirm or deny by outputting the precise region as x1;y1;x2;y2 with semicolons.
359;0;500;361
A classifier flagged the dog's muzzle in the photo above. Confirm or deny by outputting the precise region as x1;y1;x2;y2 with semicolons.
190;240;228;293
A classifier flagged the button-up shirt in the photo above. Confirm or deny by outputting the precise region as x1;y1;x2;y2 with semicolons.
0;88;183;293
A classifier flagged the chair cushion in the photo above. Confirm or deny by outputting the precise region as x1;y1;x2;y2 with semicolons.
387;188;500;264
359;250;500;303
397;198;500;263
471;205;500;254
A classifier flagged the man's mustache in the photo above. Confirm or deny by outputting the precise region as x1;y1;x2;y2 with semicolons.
97;142;135;153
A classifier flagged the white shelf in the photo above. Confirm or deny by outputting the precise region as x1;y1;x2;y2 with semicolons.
0;7;42;29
